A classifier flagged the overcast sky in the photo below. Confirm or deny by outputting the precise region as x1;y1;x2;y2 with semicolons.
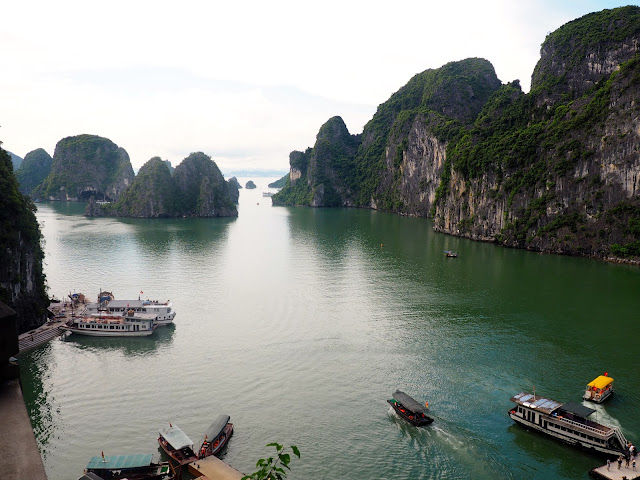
2;0;636;173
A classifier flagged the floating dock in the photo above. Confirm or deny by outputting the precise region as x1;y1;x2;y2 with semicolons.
590;461;639;480
187;456;243;480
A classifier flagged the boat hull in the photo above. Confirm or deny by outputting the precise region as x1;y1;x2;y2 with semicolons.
62;326;155;337
508;410;623;457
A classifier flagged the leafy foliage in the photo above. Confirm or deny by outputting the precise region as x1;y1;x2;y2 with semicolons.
0;144;49;330
242;443;300;480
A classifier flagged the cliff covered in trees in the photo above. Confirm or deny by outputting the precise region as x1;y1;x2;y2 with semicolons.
33;134;134;202
0;145;49;333
274;6;640;261
15;148;52;196
86;152;238;217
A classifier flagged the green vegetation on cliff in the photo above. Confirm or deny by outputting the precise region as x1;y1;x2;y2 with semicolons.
0;144;48;332
88;152;237;218
35;134;134;201
15;148;53;196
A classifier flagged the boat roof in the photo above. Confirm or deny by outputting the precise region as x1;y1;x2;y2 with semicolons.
560;401;596;418
588;376;614;389
201;415;230;446
510;392;564;415
391;390;428;414
159;424;194;450
86;453;153;470
87;299;170;309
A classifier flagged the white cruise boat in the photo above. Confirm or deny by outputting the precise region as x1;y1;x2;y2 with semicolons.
85;294;176;326
509;392;627;456
62;311;158;337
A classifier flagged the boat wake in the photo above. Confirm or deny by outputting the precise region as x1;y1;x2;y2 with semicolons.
584;401;623;430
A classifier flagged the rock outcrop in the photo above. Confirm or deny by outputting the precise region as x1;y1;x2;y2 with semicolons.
274;6;640;262
8;151;22;170
33;134;134;201
15;148;52;196
245;180;256;189
87;152;237;217
0;146;49;333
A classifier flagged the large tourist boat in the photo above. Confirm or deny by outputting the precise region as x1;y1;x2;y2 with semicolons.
387;390;434;426
62;311;158;337
198;415;234;458
583;374;614;403
85;291;176;326
83;453;172;479
158;423;198;465
508;392;627;456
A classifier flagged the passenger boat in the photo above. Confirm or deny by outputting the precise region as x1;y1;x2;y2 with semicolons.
444;250;457;257
262;192;274;197
85;292;176;326
61;311;157;337
158;423;198;465
197;415;234;458
387;390;434;426
583;374;614;403
508;392;627;456
84;453;172;479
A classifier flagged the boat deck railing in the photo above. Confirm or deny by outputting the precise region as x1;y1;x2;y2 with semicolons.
556;416;610;435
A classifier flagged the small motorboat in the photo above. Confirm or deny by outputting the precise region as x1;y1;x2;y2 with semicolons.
387;390;434;426
158;423;198;465
583;373;614;403
444;250;457;258
197;414;234;458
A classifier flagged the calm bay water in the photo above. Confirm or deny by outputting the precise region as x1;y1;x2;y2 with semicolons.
20;179;640;480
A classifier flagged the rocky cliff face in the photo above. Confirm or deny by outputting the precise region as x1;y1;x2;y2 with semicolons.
0;146;48;333
432;7;640;259
275;7;640;262
34;134;134;201
87;153;237;218
15;148;53;196
273;117;361;207
172;152;238;217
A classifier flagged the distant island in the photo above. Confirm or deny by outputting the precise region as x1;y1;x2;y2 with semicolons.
245;180;256;189
268;174;288;188
86;152;238;218
273;6;640;263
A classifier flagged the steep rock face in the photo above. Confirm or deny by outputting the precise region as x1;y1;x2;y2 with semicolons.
15;148;53;196
274;7;640;261
532;6;640;104
88;153;237;218
227;178;240;203
34;134;134;201
87;157;181;217
172;152;238;217
8;151;22;170
273;117;361;207
432;7;640;259
0;146;48;333
275;59;499;210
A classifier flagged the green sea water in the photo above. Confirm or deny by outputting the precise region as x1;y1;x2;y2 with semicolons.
19;180;640;479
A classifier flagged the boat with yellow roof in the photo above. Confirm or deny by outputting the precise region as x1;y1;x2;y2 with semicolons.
583;373;614;403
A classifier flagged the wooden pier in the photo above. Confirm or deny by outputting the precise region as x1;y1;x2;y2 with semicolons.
18;318;68;353
187;456;244;480
591;461;639;480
